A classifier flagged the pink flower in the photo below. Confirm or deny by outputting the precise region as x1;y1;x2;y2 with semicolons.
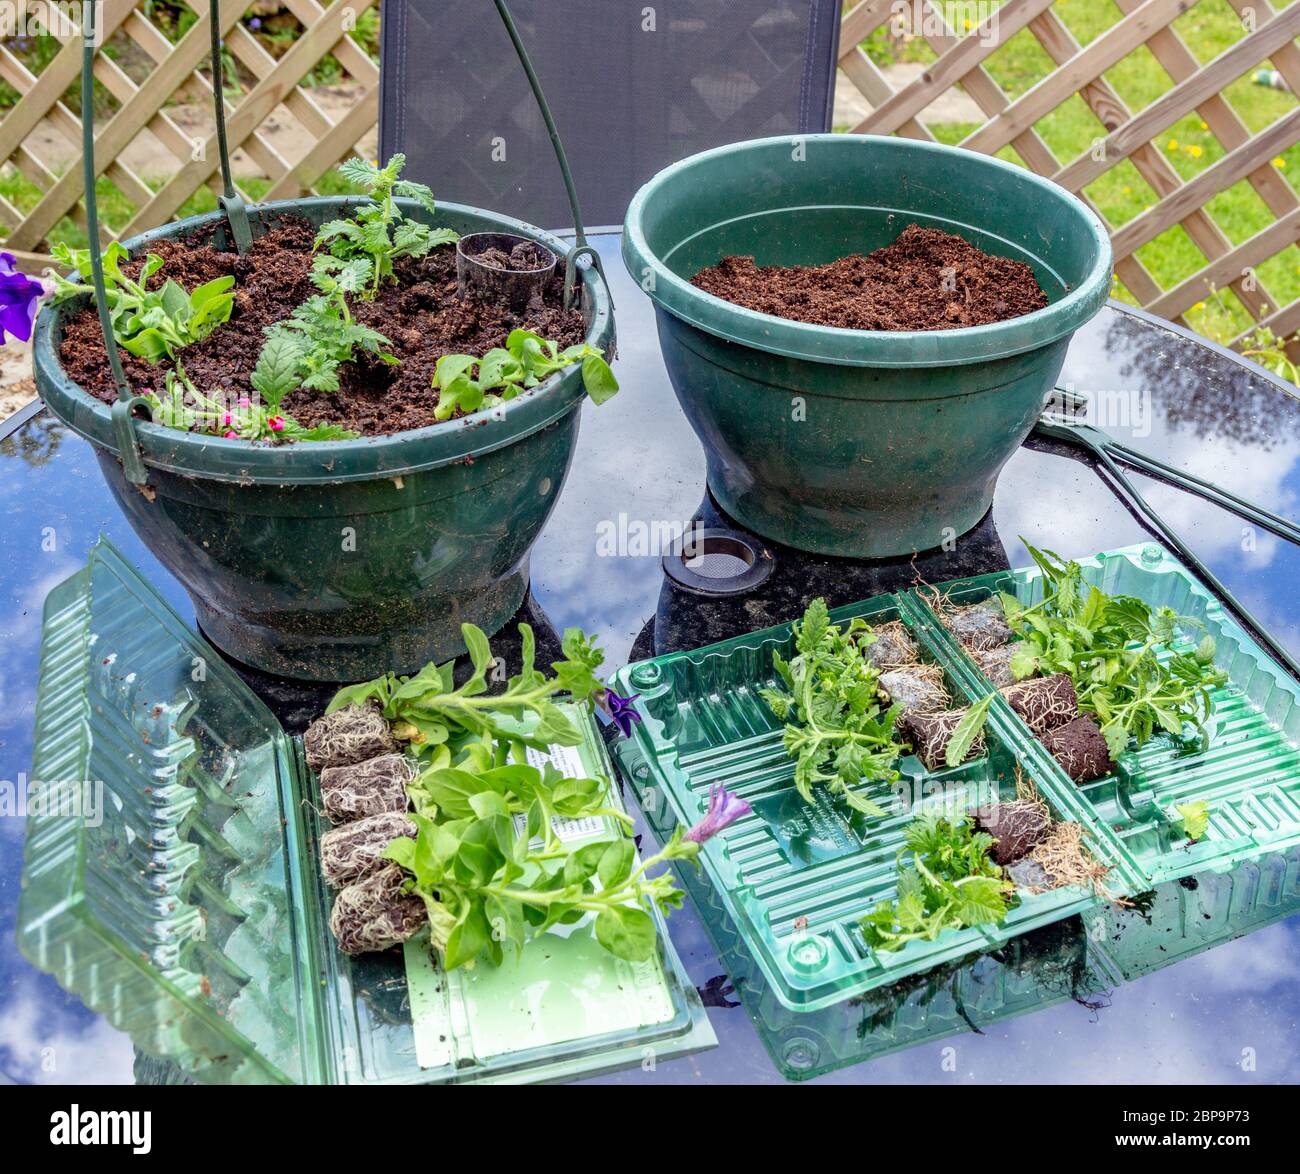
222;412;233;426
237;397;251;408
224;430;239;439
268;415;285;432
684;784;751;844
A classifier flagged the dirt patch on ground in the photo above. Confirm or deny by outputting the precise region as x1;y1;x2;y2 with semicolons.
0;339;35;421
56;214;586;435
690;224;1048;332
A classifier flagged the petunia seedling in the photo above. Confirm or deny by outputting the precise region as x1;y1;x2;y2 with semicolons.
47;241;234;362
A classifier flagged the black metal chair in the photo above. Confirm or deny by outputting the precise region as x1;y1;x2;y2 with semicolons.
380;0;842;230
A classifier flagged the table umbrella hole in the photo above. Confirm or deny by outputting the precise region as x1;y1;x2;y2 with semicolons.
662;527;773;596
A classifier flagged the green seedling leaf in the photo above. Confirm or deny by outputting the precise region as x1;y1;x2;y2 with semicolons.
944;693;995;769
594;904;658;963
581;353;620;404
1175;800;1210;842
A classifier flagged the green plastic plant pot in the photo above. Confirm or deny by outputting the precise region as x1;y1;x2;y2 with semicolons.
622;135;1112;558
35;198;614;681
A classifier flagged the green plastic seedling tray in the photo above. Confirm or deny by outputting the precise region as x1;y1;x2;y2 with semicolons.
911;543;1300;888
611;541;1300;1014
1082;844;1300;981
617;757;1108;1079
610;593;1130;1013
17;538;713;1085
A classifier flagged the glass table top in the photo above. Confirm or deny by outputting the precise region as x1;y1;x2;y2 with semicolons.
3;234;1300;1084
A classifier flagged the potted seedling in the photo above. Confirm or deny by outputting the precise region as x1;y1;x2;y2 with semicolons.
33;5;617;681
623;135;1113;558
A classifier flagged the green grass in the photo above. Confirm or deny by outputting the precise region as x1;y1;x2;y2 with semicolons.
0;168;364;253
851;0;1300;344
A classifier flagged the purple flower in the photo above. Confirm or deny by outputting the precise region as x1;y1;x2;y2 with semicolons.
684;784;751;844
0;252;46;344
249;17;262;29
603;689;642;737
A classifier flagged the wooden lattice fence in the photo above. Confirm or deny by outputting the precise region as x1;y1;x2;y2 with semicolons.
0;0;378;270
839;0;1300;349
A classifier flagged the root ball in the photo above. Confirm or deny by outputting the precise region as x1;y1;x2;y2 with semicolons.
898;708;986;771
329;864;427;955
1042;715;1115;782
862;621;920;669
1000;672;1078;735
320;753;414;824
943;600;1013;652
972;799;1054;865
305;703;398;773
974;645;1020;688
320;811;417;889
879;665;951;715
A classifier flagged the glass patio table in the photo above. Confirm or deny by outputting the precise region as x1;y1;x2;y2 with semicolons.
3;232;1300;1084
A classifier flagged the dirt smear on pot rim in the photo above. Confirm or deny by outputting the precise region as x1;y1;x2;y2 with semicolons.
691;224;1048;332
56;214;588;436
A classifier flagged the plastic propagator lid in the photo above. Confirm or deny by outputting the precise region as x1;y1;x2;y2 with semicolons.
17;538;326;1084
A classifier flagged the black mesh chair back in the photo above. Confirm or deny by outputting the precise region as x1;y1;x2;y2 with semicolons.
380;1;842;230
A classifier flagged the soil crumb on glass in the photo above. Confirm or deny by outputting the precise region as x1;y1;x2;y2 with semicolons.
57;215;586;435
690;225;1048;332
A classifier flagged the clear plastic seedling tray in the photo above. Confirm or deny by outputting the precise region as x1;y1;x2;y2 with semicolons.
609;592;1126;1013
17;538;714;1085
910;543;1300;888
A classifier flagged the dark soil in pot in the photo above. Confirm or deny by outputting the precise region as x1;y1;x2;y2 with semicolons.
690;225;1048;332
57;215;586;435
